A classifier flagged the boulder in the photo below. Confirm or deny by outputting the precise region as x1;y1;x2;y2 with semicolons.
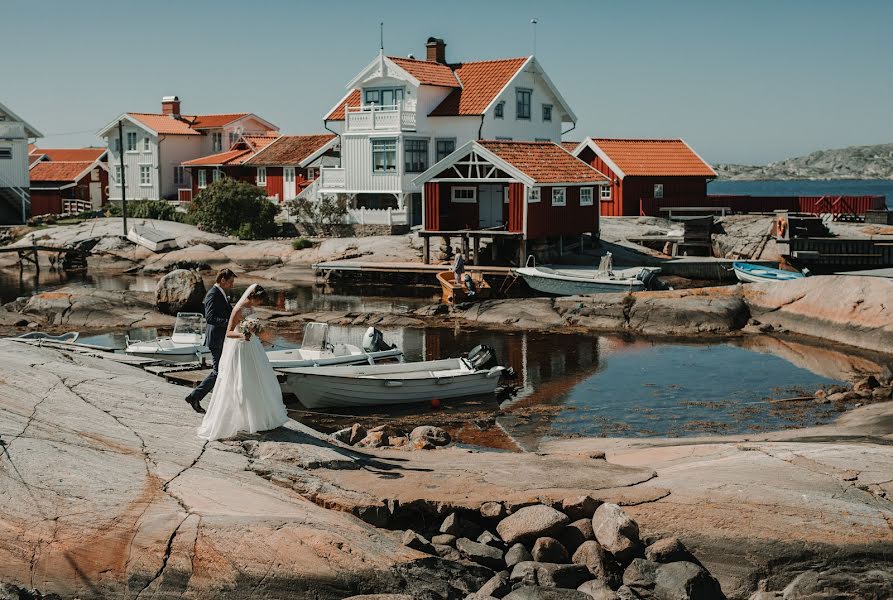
409;425;451;447
348;423;367;445
478;530;506;550
510;562;592;589
356;431;388;448
561;495;602;521
622;558;660;597
614;587;640;600
778;567;893;599
432;533;457;546
872;386;892;401
343;596;415;600
532;537;569;563
558;519;595;555
591;503;642;564
441;512;484;539
644;537;698;565
154;268;206;315
497;504;570;544
627;294;749;335
505;543;534;568
572;541;623;589
853;375;880;392
456;537;505;571
481;501;507;520
477;570;512;598
576;579;620;600
504;588;591;600
432;544;461;561
654;561;723;600
401;529;435;555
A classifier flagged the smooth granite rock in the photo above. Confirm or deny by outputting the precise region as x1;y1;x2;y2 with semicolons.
497;505;571;544
592;503;642;564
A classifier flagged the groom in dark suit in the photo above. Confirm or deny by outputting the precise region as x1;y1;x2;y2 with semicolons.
186;268;236;413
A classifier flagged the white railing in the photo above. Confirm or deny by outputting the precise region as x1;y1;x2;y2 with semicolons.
0;170;29;222
345;207;407;226
319;167;346;190
0;122;27;139
61;199;92;214
345;103;417;132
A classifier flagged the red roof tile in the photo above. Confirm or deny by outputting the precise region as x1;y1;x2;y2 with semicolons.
478;140;609;184
242;134;279;153
187;113;250;129
31;148;106;162
245;134;336;166
29;161;94;182
181;149;253;167
561;141;580;152
429;57;528;117
389;57;459;87
325;90;361;121
128;113;201;135
591;138;716;177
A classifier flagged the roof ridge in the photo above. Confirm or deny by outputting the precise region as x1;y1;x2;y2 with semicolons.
594;137;685;142
450;56;528;66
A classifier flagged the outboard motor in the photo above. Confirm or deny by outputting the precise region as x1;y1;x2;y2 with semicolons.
636;268;658;289
362;327;394;353
467;344;498;370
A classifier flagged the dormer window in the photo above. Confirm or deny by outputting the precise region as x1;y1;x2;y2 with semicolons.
364;87;405;107
495;102;504;119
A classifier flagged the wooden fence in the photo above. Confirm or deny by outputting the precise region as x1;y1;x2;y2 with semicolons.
639;195;886;218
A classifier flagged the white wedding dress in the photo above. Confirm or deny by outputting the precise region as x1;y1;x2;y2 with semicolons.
197;307;288;441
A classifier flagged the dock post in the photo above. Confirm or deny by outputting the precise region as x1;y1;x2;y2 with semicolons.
461;235;469;260
473;235;480;266
518;239;527;266
422;234;430;264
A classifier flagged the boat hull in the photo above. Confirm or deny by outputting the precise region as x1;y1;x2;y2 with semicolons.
733;262;804;283
515;266;656;296
266;346;403;368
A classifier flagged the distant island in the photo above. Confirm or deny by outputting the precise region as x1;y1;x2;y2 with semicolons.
714;143;893;180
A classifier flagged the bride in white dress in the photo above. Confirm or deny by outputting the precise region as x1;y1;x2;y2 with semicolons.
197;284;288;441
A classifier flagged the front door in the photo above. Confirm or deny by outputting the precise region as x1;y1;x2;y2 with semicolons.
478;184;502;228
283;167;296;200
89;182;102;209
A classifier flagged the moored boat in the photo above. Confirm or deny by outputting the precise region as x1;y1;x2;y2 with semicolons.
125;312;210;362
127;225;178;252
16;331;80;343
436;271;491;304
266;324;403;368
733;262;805;283
514;265;660;296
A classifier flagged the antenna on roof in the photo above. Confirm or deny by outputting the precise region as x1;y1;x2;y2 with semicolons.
380;22;384;52
530;18;538;56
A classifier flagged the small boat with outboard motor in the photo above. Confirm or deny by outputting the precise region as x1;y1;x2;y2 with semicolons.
514;253;660;296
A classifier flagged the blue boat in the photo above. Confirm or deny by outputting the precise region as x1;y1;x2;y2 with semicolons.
732;262;805;283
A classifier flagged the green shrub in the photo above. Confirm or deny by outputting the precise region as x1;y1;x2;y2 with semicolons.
188;179;278;240
127;200;183;222
285;195;348;236
291;237;313;250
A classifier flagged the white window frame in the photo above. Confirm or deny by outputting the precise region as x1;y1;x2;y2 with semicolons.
126;132;137;152
600;185;612;201
256;167;267;186
212;132;223;152
143;136;150;152
542;104;553;122
114;165;123;186
404;138;429;173
198;169;207;189
371;138;397;173
212;169;222;183
494;101;505;119
580;187;594;206
139;164;152;187
551;187;566;207
654;183;664;199
306;167;318;180
527;187;541;203
516;88;532;120
451;186;477;204
435;138;456;162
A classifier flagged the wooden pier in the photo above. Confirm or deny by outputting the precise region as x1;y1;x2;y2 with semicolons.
0;244;90;273
314;259;515;287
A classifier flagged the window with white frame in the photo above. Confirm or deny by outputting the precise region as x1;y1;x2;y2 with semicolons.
435;138;455;162
139;165;151;186
212;132;223;152
306;167;318;180
580;187;593;206
174;166;186;186
256;167;267;186
451;186;477;203
600;185;612;201
126;132;137;151
404;139;429;173
528;187;540;203
372;138;397;172
0;147;11;160
212;169;221;182
542;104;553;122
654;183;664;199
551;187;566;206
516;89;531;120
198;170;207;189
494;102;504;119
364;87;404;106
114;165;123;186
143;136;150;151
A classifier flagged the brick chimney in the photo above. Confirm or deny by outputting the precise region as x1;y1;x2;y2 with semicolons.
161;96;181;118
426;37;447;64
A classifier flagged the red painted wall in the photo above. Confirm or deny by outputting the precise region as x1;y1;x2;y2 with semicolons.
507;182;524;233
30;190;61;216
424;182;439;230
526;186;600;239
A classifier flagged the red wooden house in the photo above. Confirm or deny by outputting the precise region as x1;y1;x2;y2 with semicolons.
413;140;609;263
569;138;716;216
27;147;108;215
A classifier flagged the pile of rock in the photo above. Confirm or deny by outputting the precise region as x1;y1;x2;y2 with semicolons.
400;499;724;600
815;375;893;405
331;424;452;451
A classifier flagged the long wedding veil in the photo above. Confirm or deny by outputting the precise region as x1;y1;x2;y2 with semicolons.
235;283;258;307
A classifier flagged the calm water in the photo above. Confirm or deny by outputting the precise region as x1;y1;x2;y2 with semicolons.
709;179;893;209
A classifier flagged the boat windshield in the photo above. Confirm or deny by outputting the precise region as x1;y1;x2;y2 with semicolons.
171;313;206;345
302;322;330;350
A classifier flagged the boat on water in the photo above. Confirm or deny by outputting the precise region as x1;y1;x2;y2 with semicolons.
127;225;178;252
266;323;404;368
16;331;80;343
436;271;491;304
733;262;805;283
125;312;211;362
278;346;507;409
514;254;660;296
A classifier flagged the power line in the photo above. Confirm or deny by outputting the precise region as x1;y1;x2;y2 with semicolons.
40;127;103;137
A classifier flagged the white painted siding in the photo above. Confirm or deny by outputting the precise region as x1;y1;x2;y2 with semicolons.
105;121;158;201
482;64;565;142
158;136;203;198
0;139;29;188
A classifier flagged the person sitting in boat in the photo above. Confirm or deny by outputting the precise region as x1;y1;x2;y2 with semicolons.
463;272;477;298
451;248;466;285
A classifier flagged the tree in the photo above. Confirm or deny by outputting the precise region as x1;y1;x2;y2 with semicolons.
285;195;348;236
188;179;278;240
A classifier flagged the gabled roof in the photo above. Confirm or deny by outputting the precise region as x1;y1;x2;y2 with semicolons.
29;161;99;183
561;141;580;152
181;148;253;167
124;113;201;136
245;134;337;167
428;57;529;117
388;57;460;88
0;100;42;137
413;140;609;187
325;89;361;121
29;147;106;162
242;134;279;153
574;138;717;178
188;113;249;129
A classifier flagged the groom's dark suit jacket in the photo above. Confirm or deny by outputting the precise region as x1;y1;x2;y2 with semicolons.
204;285;233;350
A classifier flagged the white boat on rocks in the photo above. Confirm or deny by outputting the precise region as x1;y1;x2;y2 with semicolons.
279;346;508;409
514;254;660;296
266;323;403;368
127;224;178;252
125;312;210;362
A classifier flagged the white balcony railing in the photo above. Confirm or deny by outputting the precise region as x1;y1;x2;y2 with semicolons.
346;207;407;226
345;103;417;132
0;122;27;139
319;167;346;190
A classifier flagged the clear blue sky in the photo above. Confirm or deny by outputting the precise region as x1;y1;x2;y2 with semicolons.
6;0;892;164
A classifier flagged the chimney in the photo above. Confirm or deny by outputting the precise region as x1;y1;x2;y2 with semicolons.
161;95;181;118
426;37;447;64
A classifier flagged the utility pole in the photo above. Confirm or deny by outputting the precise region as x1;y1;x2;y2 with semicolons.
117;120;128;236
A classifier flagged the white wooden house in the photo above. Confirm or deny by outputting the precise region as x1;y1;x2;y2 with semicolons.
0;100;42;223
97;96;277;202
317;37;576;226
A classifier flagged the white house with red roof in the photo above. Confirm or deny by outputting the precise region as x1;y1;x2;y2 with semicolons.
96;96;278;202
317;37;576;226
1;100;42;223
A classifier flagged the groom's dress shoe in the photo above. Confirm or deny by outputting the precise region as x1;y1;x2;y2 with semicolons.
186;396;206;414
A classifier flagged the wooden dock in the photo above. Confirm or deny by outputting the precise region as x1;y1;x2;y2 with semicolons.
314;260;515;287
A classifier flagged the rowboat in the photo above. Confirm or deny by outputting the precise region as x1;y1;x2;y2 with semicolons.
278;357;508;409
16;331;80;343
125;312;210;362
127;225;178;252
266;323;404;368
732;262;805;283
436;270;491;304
514;265;660;296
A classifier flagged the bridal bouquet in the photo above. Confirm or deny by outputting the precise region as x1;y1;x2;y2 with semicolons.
237;319;264;338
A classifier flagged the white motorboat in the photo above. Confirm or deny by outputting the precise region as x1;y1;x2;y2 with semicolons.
266;323;403;368
515;254;660;296
127;225;178;252
125;312;210;362
279;350;508;409
16;331;80;343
